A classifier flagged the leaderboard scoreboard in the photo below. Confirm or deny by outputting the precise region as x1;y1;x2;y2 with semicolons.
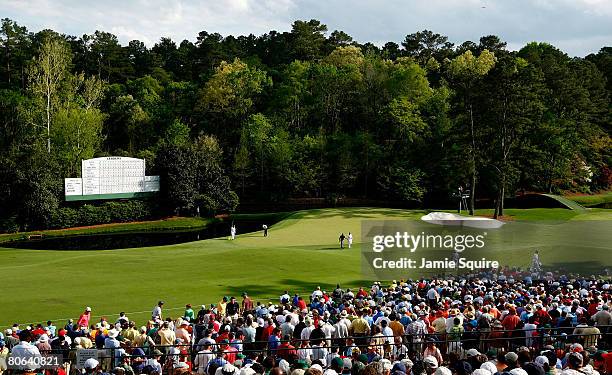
65;157;160;201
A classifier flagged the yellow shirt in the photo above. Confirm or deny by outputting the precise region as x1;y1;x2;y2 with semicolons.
122;328;138;343
133;334;147;348
80;337;93;349
158;328;176;346
432;317;447;334
351;318;370;334
218;301;227;316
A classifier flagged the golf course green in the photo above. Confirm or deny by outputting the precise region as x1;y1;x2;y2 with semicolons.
0;206;610;329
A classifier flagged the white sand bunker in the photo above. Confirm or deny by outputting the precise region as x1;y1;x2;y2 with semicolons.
421;211;505;229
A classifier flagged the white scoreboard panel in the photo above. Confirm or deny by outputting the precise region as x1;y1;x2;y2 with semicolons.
65;157;159;200
65;178;83;196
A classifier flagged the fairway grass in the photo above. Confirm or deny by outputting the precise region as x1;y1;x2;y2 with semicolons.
0;207;609;328
565;192;612;207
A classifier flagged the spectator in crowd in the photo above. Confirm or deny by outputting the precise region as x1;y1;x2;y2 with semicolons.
77;307;92;328
152;301;164;321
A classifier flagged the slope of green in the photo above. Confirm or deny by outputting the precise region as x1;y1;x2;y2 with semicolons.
0;207;609;328
542;194;587;212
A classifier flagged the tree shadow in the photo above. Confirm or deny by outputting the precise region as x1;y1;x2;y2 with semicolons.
547;261;606;275
290;207;426;220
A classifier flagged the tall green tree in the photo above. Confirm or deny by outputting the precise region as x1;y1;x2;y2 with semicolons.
52;73;105;175
108;94;149;154
290;20;327;61
0;18;32;89
196;58;270;141
245;113;273;192
272;60;311;131
28;35;71;153
402;30;454;63
481;56;545;217
447;49;496;214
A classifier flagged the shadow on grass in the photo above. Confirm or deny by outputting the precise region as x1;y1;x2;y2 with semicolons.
547;261;607;275
290;208;426;220
320;246;344;250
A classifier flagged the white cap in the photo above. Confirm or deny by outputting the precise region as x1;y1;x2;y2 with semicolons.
434;367;452;375
380;359;392;372
86;307;92;312
535;356;549;367
311;364;323;372
509;369;528;375
84;358;99;369
480;362;497;375
424;356;439;368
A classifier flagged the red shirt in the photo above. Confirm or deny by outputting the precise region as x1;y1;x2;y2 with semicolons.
242;298;254;311
277;343;297;360
77;313;90;328
588;303;600;316
502;314;520;331
601;352;612;375
32;328;45;337
297;300;307;311
262;325;274;341
224;346;238;364
534;310;551;325
216;332;229;343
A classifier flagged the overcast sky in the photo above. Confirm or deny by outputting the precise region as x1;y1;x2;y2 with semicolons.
1;0;610;57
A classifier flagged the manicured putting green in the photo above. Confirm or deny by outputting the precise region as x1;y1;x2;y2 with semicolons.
0;207;609;328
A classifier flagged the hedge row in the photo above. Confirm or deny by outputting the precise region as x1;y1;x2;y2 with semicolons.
49;201;155;229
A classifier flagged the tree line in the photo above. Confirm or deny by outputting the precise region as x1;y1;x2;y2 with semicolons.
0;18;610;231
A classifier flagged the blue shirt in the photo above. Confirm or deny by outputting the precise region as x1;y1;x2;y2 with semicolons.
207;358;228;374
268;335;280;351
95;334;106;348
400;315;413;327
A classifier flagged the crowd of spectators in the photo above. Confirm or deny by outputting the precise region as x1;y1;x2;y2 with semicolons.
1;273;610;375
